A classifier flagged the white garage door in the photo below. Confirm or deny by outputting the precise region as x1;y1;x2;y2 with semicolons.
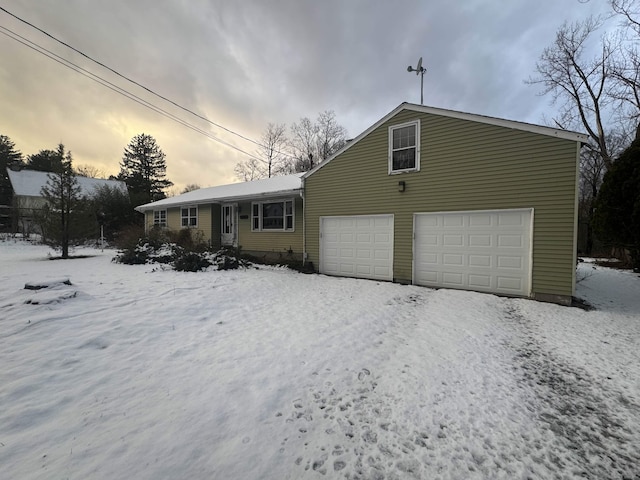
320;215;393;281
413;209;532;296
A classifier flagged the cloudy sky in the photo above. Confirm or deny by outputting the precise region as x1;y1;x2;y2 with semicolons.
0;0;612;191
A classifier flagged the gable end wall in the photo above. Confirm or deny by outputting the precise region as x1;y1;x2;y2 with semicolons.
304;110;580;299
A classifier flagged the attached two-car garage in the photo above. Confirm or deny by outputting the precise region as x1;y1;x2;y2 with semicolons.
319;209;533;297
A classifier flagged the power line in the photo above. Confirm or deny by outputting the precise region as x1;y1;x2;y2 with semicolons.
0;25;266;163
0;5;296;161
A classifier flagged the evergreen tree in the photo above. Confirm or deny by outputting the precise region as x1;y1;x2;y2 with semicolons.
91;184;137;240
40;145;82;258
26;148;64;172
118;134;173;205
593;129;640;270
0;135;23;228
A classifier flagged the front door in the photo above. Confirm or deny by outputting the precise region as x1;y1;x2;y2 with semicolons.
221;204;237;246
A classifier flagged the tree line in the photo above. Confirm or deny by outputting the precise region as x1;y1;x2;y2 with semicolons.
529;0;640;269
0;133;173;257
234;110;348;181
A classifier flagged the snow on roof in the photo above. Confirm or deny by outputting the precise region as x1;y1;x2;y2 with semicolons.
7;169;127;198
136;173;304;212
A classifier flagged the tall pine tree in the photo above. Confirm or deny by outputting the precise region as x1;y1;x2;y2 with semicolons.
40;145;81;258
0;135;23;228
118;134;173;205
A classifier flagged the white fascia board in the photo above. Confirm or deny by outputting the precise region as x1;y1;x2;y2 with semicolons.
135;188;302;212
304;102;589;179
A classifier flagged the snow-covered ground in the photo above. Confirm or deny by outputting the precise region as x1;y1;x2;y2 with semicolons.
0;240;638;480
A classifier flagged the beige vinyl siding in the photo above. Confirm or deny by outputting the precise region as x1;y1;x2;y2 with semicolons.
145;205;214;244
236;198;303;257
195;204;212;243
144;210;153;230
211;205;221;248
305;110;580;298
167;208;181;232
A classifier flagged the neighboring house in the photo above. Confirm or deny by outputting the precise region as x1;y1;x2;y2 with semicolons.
7;168;127;234
135;173;304;262
136;103;587;305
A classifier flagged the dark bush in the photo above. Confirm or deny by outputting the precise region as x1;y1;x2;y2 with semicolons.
174;252;212;271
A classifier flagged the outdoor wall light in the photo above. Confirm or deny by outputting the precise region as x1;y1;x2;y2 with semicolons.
398;181;406;192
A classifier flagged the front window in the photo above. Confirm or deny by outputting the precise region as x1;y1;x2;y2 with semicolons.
153;210;167;227
389;120;420;173
251;199;294;231
181;206;197;227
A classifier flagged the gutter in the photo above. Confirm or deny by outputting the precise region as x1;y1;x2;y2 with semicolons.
300;177;306;266
134;188;303;213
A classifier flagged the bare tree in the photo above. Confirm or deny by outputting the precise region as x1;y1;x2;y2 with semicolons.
609;0;640;121
75;164;106;178
290;117;318;172
528;17;617;168
234;157;266;182
315;110;348;161
289;111;348;172
260;123;289;178
181;184;201;193
234;123;289;181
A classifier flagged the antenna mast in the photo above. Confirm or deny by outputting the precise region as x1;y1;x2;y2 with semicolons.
407;57;427;105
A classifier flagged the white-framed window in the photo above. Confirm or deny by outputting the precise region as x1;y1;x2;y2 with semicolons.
389;119;420;174
181;206;198;227
251;199;294;231
153;209;167;227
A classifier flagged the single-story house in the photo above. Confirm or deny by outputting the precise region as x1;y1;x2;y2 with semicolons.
136;173;304;262
7;168;127;234
137;103;587;305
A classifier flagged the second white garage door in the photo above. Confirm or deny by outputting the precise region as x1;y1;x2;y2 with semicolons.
320;215;393;281
413;209;533;296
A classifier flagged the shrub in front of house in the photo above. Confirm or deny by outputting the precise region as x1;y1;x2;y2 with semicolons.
114;240;250;272
174;251;212;272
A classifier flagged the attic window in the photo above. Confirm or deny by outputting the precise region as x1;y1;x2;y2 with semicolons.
389;120;420;174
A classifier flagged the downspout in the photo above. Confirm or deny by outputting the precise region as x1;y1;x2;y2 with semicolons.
300;177;306;265
571;140;582;297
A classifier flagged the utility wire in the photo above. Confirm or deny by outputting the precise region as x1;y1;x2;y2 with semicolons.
0;25;267;163
0;5;296;161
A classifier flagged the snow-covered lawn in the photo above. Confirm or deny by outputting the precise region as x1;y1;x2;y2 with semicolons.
1;241;639;480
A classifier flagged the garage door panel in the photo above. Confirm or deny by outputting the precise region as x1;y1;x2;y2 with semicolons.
470;214;492;227
414;209;532;296
444;235;464;246
469;255;491;267
443;254;463;266
469;234;492;247
442;272;464;286
468;274;491;288
497;256;523;269
498;234;523;247
321;215;393;281
497;276;523;291
499;213;526;226
356;249;371;259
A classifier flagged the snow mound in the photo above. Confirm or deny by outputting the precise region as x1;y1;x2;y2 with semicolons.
24;278;72;290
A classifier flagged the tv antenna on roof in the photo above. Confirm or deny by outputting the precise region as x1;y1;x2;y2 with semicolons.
407;56;427;105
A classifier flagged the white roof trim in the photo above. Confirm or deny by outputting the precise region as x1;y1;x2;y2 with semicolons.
304;102;589;178
135;173;303;212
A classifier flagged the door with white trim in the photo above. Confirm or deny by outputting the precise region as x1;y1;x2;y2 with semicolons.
221;204;237;246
